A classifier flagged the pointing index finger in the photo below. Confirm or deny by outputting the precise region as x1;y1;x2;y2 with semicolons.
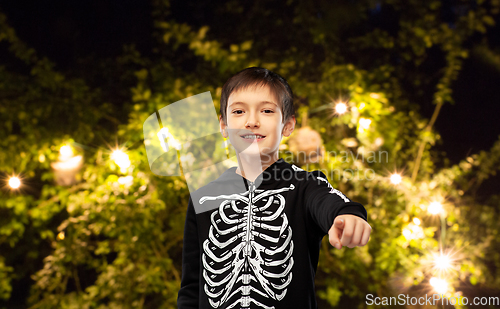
340;217;355;247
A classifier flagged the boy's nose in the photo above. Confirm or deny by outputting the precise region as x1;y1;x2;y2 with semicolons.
245;118;260;128
245;116;260;128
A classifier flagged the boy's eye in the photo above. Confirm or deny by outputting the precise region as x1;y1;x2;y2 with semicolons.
231;109;274;114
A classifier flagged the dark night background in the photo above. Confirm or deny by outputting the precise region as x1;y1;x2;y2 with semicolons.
1;1;499;155
1;1;500;308
1;0;498;197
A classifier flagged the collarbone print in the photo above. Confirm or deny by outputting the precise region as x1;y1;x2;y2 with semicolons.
198;183;295;309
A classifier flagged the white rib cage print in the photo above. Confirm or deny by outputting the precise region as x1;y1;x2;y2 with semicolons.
198;183;295;309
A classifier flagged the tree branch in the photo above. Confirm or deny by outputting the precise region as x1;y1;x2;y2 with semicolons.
411;101;443;183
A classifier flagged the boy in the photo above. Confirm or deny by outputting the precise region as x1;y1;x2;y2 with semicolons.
177;67;371;309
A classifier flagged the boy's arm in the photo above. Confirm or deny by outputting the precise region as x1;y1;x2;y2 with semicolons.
304;170;368;236
177;196;200;309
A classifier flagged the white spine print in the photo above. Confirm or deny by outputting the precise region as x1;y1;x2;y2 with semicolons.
199;183;295;309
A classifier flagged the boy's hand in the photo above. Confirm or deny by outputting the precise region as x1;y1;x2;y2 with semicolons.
328;214;371;250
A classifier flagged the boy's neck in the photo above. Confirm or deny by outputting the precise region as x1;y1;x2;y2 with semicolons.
234;153;279;183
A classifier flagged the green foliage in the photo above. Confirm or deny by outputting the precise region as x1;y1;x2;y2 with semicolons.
1;0;500;308
0;257;13;301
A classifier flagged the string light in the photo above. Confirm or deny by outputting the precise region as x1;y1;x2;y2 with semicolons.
8;176;21;189
59;145;73;161
428;201;443;215
428;249;462;274
51;156;83;171
429;277;449;294
51;143;83;186
335;102;347;115
359;118;371;130
434;254;452;271
419;248;462;285
111;150;131;173
390;173;402;185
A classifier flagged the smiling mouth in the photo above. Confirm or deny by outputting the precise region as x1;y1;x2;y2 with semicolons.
240;134;266;140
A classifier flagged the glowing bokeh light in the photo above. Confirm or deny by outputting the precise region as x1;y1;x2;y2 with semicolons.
8;176;21;189
52;156;83;170
428;201;443;215
402;223;424;240
118;176;134;186
335;102;348;114
359;118;372;130
390;173;402;185
112;150;131;170
52;144;83;186
59;145;73;160
402;228;412;239
434;254;452;271
430;277;449;294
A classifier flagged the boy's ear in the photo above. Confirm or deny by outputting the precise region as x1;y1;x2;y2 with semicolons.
282;116;296;137
219;115;228;138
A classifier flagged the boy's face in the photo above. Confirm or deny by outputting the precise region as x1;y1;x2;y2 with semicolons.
219;84;295;164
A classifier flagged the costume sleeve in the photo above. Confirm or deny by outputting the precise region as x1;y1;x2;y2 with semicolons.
177;196;200;308
305;171;368;236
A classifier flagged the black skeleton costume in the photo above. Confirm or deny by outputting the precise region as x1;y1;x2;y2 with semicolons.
177;158;368;309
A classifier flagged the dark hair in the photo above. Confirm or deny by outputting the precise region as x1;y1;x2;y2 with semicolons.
220;67;295;125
